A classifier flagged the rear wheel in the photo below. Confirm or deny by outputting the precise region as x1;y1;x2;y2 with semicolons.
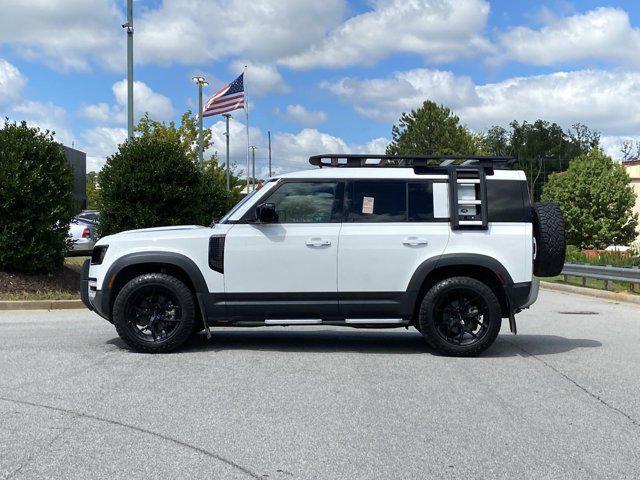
113;273;196;353
418;276;502;356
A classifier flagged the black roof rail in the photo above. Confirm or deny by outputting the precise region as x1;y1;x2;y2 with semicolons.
308;154;515;169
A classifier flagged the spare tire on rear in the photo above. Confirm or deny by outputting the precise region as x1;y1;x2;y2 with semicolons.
532;202;566;277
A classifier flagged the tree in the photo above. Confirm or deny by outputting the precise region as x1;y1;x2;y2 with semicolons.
98;113;243;235
542;149;638;249
386;101;480;156
98;135;203;236
0;120;74;273
480;120;599;201
135;111;212;164
86;171;100;209
198;159;242;224
478;125;509;156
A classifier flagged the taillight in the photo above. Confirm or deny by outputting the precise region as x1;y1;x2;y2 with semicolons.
82;227;90;238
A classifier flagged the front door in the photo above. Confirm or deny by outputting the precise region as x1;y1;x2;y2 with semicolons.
224;180;342;319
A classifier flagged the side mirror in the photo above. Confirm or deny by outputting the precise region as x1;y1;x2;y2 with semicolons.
255;203;278;223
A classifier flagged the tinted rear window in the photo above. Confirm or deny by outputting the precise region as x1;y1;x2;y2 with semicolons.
487;180;531;222
347;181;406;222
408;182;435;221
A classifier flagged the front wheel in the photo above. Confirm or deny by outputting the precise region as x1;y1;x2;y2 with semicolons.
418;277;502;356
113;273;196;353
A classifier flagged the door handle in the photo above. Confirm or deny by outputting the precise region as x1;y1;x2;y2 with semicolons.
402;237;428;246
306;238;331;247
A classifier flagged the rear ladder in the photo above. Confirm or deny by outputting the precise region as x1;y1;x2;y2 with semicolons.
448;166;488;230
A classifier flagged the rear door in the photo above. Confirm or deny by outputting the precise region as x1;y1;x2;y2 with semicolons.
223;180;343;319
337;180;450;318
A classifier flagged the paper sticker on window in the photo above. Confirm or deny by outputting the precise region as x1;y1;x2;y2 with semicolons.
362;196;374;214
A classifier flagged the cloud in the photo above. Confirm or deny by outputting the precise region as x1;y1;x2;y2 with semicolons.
81;126;128;172
0;58;26;105
322;69;479;119
136;0;345;66
10;100;73;145
229;61;289;96
600;135;640;162
205;117;389;176
79;79;175;124
0;0;123;72
275;104;327;126
498;7;640;67
322;68;640;136
281;0;491;69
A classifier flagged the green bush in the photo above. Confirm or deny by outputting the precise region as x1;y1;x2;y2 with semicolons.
98;136;203;236
542;149;638;248
197;160;241;224
0;120;74;273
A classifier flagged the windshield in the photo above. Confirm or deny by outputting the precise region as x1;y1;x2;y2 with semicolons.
218;179;278;224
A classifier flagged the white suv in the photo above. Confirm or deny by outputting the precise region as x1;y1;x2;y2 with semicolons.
81;155;565;356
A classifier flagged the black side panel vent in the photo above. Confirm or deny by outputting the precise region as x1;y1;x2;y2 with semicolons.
209;235;225;273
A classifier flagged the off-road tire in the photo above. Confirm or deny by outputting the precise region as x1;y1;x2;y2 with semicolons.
532;202;565;277
418;276;502;357
113;273;196;353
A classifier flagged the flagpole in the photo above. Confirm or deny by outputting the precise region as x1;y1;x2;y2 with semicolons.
244;65;250;193
223;113;231;191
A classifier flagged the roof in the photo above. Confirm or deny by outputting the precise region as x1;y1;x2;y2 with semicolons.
276;167;525;181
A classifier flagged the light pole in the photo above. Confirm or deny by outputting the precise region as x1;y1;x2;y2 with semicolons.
122;0;134;140
268;131;272;177
222;114;232;191
249;146;257;191
191;76;208;168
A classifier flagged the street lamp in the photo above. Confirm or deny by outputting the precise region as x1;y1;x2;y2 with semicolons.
122;0;134;141
192;76;209;168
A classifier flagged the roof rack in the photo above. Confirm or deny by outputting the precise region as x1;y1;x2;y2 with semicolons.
308;154;514;169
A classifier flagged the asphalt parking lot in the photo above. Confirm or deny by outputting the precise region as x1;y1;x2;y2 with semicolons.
1;289;639;480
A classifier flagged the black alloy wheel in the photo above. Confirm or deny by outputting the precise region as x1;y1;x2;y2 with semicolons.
113;273;196;353
124;284;183;343
418;276;502;356
432;288;491;346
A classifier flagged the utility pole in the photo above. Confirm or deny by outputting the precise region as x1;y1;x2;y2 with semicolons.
223;113;232;191
123;0;134;140
191;76;208;168
249;146;257;191
268;131;272;177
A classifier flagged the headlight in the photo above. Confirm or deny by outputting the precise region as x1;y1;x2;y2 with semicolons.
91;245;108;265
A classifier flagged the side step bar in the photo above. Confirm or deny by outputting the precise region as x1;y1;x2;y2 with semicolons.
258;319;408;326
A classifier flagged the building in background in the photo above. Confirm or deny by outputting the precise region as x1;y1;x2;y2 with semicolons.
63;146;87;213
623;160;640;244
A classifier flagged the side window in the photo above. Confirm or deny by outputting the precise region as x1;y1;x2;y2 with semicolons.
263;182;339;223
347;181;406;222
408;182;435;222
487;180;531;222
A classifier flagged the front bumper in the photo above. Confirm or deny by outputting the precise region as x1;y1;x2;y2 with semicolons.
80;259;93;310
80;259;111;321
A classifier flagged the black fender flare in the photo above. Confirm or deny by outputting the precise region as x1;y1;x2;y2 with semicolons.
405;253;514;314
97;251;209;319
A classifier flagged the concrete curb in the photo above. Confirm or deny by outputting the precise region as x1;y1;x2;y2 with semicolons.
0;299;84;311
540;281;640;306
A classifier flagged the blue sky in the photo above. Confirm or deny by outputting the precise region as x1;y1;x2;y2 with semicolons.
1;0;640;175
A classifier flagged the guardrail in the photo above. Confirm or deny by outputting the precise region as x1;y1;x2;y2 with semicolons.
561;263;640;291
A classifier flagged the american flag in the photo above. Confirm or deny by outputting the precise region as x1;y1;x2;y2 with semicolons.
202;73;245;117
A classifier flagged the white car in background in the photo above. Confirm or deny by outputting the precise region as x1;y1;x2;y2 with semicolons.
68;210;99;256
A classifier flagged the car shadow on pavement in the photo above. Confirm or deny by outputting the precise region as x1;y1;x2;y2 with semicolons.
486;334;602;358
107;330;602;356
